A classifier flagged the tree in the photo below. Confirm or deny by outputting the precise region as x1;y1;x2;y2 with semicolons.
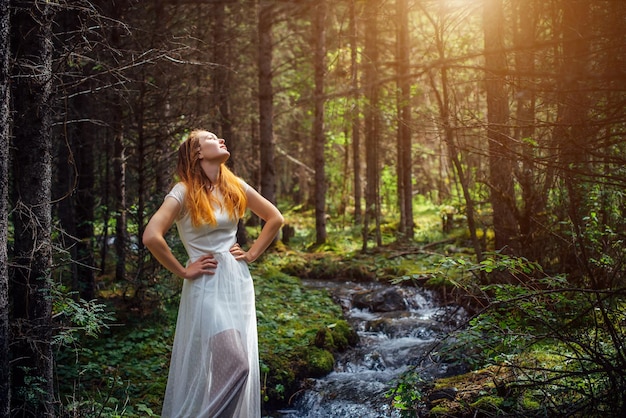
362;0;382;250
258;0;277;205
511;0;541;261
0;0;10;415
52;3;99;301
9;1;55;415
483;0;517;253
349;0;362;225
313;0;328;245
395;0;413;240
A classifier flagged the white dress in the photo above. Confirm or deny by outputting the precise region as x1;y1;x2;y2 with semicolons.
160;182;260;418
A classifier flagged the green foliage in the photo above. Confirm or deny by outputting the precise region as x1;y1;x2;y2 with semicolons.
424;254;626;417
52;284;115;342
386;370;425;417
56;320;173;417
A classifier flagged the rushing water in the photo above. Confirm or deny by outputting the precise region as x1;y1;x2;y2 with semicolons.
267;279;466;418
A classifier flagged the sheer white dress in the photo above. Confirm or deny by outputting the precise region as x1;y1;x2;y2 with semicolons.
160;182;261;418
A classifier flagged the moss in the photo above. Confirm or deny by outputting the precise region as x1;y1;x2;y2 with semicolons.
470;395;504;410
305;347;335;377
314;327;335;350
520;392;541;410
325;320;358;351
429;402;455;416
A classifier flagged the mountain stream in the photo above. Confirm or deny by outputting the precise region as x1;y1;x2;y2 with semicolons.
266;279;467;418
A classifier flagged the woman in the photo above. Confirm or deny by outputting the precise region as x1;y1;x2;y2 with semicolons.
143;130;283;418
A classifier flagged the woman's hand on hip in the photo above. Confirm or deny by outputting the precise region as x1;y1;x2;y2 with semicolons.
184;254;217;279
230;243;250;263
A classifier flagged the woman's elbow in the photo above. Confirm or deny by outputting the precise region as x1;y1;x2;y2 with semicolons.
142;228;158;249
272;212;285;229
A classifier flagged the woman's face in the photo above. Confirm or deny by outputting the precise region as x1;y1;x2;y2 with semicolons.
197;131;230;163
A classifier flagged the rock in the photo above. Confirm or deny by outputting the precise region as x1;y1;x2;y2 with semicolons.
352;288;407;312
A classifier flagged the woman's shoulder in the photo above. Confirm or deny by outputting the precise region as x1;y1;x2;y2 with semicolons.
237;177;250;192
166;182;187;203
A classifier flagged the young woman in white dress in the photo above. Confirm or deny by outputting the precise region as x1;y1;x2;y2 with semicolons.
143;130;283;418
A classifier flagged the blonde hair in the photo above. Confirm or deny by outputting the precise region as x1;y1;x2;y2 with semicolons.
176;130;247;227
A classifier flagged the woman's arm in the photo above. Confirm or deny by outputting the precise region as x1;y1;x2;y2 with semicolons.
231;187;284;263
143;197;217;279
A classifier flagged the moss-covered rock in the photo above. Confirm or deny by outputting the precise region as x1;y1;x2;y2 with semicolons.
305;347;335;377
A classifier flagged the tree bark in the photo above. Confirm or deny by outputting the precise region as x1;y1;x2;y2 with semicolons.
349;0;362;225
396;0;413;240
212;0;234;148
362;0;382;250
553;0;593;280
108;4;127;285
113;113;127;285
258;0;277;205
512;0;541;260
313;0;327;245
0;0;10;414
9;1;55;415
483;0;517;253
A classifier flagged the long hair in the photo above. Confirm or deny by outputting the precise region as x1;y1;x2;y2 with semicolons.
176;130;247;227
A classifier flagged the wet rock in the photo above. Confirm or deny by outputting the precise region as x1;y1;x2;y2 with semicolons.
352;288;407;312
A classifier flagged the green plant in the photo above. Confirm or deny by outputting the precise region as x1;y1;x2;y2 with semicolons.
386;370;425;417
430;254;626;416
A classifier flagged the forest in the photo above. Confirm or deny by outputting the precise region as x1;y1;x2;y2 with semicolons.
1;0;625;416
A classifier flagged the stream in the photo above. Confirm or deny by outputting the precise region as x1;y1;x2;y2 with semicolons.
267;279;467;418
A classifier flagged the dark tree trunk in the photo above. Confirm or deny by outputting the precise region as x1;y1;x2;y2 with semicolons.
512;0;541;261
349;0;362;225
258;1;277;205
9;2;55;415
108;6;127;285
55;92;97;301
553;0;593;281
362;0;382;250
0;0;10;414
74;122;96;300
313;0;327;245
396;0;413;240
483;0;517;253
212;0;234;148
113;113;127;285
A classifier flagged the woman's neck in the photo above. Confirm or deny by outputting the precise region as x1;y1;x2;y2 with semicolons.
201;162;220;184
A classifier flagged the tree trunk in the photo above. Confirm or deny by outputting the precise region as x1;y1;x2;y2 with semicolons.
0;0;10;414
55;91;96;301
349;0;362;225
512;0;541;260
258;0;277;205
396;0;413;240
483;0;517;253
213;0;234;148
362;0;382;250
9;1;55;415
313;0;327;245
108;8;127;285
113;115;127;285
553;0;592;280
